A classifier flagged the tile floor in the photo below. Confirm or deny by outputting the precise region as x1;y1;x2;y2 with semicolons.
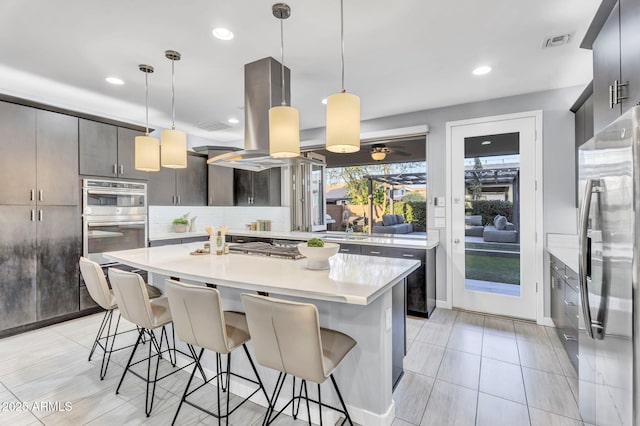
0;308;582;425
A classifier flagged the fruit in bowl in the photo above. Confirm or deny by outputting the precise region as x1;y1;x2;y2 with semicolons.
297;240;340;270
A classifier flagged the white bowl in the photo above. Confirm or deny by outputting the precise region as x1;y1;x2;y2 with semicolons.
297;242;340;270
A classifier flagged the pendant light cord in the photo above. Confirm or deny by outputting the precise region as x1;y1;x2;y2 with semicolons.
171;58;176;129
280;18;286;106
144;72;149;136
340;0;345;92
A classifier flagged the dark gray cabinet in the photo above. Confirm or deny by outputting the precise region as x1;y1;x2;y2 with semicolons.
549;255;578;372
234;168;281;206
79;119;148;180
36;110;79;206
573;90;594;206
0;102;36;205
117;127;149;180
148;153;207;206
209;166;234;206
36;206;80;320
591;0;640;133
148;236;209;247
0;206;37;330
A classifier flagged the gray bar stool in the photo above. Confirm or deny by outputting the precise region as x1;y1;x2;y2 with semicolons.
109;268;192;417
241;293;356;426
79;257;160;379
165;279;272;426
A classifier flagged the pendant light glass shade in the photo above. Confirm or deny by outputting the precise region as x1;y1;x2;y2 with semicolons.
269;105;300;158
161;50;187;169
134;64;160;172
325;0;360;154
269;3;300;159
135;135;160;171
326;92;360;153
371;150;386;161
160;128;187;168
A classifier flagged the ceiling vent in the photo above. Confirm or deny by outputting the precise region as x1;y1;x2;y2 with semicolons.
542;32;574;49
194;121;231;132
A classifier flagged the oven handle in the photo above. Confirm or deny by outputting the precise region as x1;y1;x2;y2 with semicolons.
87;221;147;227
86;189;146;196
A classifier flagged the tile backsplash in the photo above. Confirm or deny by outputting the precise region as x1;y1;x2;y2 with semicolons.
149;206;291;236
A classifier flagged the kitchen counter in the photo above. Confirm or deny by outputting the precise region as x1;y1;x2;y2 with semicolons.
105;243;417;424
547;233;578;272
150;228;439;249
105;243;419;305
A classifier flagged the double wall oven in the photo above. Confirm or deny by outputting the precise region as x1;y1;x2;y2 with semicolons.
82;179;148;265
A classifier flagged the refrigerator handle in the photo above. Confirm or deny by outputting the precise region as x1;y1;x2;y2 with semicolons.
579;178;596;339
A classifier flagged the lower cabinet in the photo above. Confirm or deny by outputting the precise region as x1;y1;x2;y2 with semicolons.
0;205;80;333
549;255;579;372
149;236;209;247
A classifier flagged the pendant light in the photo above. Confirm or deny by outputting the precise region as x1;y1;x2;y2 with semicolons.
326;0;360;153
269;3;300;158
161;50;187;169
134;64;160;171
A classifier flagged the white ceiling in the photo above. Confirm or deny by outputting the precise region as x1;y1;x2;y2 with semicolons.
0;0;599;148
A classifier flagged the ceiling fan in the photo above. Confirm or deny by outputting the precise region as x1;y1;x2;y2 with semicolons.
370;143;412;161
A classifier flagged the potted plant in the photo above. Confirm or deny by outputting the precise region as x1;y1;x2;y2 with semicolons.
172;218;189;233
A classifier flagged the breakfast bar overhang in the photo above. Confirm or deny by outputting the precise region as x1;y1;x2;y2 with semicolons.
105;243;420;425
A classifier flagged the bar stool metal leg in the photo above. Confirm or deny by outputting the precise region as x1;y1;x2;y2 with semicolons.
88;310;111;361
330;374;353;426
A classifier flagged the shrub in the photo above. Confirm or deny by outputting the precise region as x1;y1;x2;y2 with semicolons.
405;201;426;227
469;200;513;225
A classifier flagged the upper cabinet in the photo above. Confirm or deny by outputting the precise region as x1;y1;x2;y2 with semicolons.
0;102;78;206
79;119;147;180
208;165;234;206
591;0;640;133
148;153;208;206
233;168;281;206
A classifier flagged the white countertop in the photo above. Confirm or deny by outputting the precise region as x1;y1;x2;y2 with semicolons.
105;243;420;305
547;233;578;272
225;229;439;249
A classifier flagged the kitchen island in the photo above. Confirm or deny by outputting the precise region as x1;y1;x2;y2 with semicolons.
105;243;420;425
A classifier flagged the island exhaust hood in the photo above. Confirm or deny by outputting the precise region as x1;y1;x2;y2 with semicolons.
207;57;322;171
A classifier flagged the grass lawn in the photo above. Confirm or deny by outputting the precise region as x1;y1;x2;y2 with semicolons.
465;253;520;285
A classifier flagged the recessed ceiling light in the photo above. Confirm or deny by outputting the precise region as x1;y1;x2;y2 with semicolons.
228;117;239;124
472;66;492;76
105;77;124;85
212;28;234;41
321;98;328;105
481;140;492;145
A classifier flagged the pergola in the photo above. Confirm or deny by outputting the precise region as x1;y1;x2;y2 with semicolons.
364;173;427;233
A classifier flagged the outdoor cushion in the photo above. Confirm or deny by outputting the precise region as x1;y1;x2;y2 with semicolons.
382;214;396;226
465;215;483;226
395;214;405;224
494;215;507;230
505;222;516;231
483;225;518;243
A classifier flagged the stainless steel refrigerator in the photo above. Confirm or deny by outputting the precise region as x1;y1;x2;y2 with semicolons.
578;105;639;425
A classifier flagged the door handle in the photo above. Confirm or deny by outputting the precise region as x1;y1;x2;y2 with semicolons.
562;333;577;342
113;164;118;175
579;178;605;340
609;84;614;109
38;210;43;221
38;189;43;202
563;300;576;307
30;210;35;221
30;189;34;201
119;165;124;175
614;80;628;105
177;195;180;205
454;238;460;244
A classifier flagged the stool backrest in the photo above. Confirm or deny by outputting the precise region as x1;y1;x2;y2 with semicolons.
79;257;115;310
165;280;231;354
108;268;155;330
241;293;326;383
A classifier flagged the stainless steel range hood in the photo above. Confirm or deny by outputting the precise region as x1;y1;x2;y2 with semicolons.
207;57;318;171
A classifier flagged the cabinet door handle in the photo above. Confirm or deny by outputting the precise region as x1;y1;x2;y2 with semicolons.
38;210;43;221
30;210;35;221
564;300;576;307
341;249;350;252
119;165;124;174
38;189;43;202
402;254;415;258
113;164;118;175
614;80;628;104
563;333;577;342
30;189;34;201
177;195;181;205
370;251;381;254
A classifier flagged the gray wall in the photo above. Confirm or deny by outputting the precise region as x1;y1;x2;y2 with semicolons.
302;86;583;318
